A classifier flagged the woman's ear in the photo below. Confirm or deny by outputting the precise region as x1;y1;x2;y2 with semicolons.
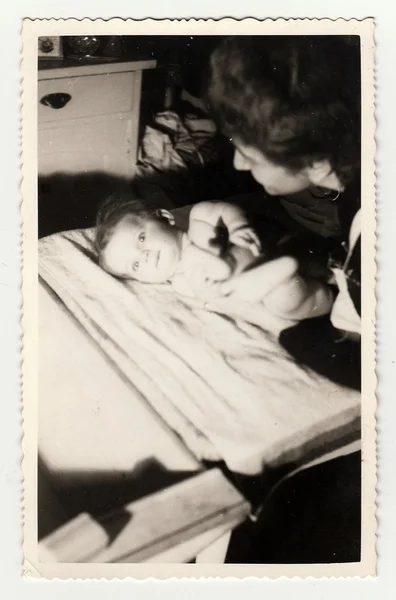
156;209;175;226
307;161;344;192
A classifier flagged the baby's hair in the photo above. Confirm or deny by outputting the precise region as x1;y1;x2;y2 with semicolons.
95;192;155;267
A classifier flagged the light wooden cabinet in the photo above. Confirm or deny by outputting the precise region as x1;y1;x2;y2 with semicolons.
38;60;156;178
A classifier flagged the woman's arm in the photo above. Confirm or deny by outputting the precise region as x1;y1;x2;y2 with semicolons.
263;274;334;320
213;256;334;321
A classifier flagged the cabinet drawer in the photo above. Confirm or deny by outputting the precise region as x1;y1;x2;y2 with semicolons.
38;71;137;124
38;115;138;177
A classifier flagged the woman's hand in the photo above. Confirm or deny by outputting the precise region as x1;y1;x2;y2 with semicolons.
228;224;261;257
218;256;299;304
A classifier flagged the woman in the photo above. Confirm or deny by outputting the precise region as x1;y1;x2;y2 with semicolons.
204;36;362;563
205;35;361;343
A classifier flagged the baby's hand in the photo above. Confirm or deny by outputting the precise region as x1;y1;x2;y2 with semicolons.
197;279;224;302
229;225;261;257
187;269;224;302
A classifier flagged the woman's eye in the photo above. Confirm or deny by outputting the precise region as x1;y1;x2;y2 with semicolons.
133;261;139;271
139;232;145;243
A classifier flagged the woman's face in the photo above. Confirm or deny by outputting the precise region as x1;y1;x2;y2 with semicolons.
233;141;311;196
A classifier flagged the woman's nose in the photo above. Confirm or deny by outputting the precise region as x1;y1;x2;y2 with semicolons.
233;149;249;171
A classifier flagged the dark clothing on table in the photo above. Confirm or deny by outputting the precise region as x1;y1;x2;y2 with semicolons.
279;178;361;391
226;452;361;564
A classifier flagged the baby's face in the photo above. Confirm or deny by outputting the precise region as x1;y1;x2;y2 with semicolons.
101;215;183;283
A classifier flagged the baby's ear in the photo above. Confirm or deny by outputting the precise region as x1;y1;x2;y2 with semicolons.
156;209;175;226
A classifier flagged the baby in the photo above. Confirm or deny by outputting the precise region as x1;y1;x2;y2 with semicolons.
95;194;263;301
95;194;334;319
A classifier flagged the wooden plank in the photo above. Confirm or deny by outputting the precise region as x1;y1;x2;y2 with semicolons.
39;512;109;563
195;530;232;564
147;525;234;564
39;469;250;564
95;468;249;563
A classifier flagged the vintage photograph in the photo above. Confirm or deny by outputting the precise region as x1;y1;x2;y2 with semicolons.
21;18;376;578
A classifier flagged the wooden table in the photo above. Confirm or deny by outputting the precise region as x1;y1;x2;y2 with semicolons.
36;282;250;564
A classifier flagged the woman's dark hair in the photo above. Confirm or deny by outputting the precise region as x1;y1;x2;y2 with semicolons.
95;192;153;262
205;35;361;186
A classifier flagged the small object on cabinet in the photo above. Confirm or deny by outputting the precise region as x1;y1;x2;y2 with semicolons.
38;36;63;59
64;36;109;59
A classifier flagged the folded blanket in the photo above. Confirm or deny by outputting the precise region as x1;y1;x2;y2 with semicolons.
39;228;360;474
138;110;219;172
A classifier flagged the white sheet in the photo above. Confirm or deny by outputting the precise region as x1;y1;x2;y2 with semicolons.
39;227;361;474
38;280;200;480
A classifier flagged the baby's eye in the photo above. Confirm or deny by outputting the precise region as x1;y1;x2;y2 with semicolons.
138;232;145;243
133;261;139;271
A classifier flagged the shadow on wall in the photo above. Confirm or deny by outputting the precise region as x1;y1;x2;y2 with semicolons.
38;172;134;238
38;161;260;239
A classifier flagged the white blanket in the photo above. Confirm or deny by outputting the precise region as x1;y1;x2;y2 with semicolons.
38;228;360;474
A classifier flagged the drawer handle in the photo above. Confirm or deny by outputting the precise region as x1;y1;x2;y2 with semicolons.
40;93;72;110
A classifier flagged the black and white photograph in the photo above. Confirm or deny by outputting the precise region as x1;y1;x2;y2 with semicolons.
21;18;376;578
